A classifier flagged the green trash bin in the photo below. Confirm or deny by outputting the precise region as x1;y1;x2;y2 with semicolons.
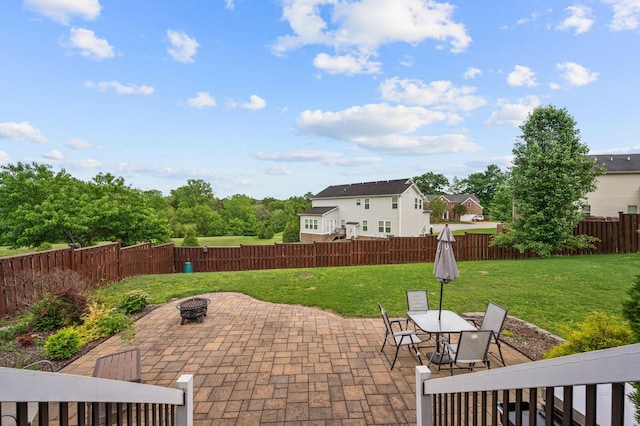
183;262;193;273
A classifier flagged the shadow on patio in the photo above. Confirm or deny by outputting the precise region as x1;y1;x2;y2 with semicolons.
61;293;531;425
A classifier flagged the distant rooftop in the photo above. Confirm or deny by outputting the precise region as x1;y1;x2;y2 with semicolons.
591;154;640;173
313;178;414;198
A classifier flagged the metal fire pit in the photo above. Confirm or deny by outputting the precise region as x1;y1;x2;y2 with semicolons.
177;297;210;325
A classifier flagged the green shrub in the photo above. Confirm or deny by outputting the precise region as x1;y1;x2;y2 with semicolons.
44;327;82;360
544;311;634;358
622;274;640;342
282;218;299;243
117;290;150;315
77;302;134;344
30;289;88;332
182;225;199;246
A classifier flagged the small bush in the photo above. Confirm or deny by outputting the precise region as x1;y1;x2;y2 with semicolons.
622;274;640;342
117;290;150;315
182;225;199;246
544;311;634;359
77;302;134;344
44;327;82;360
30;289;88;332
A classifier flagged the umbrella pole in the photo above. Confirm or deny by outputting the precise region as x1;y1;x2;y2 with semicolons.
438;282;444;321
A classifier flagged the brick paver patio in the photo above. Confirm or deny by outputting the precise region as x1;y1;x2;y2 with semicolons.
61;293;531;425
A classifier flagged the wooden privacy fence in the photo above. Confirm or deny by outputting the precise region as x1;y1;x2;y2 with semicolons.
1;214;638;318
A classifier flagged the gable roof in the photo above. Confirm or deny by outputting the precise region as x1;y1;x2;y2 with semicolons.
591;154;640;173
426;193;481;205
313;178;416;199
298;206;338;216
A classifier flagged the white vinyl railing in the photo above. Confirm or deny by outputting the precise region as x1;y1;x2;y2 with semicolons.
416;343;640;426
0;367;193;425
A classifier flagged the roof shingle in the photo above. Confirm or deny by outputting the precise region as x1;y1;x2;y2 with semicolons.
313;178;414;198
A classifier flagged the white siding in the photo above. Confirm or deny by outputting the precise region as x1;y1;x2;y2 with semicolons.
585;174;640;217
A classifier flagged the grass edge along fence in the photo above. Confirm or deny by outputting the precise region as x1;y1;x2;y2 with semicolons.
1;213;638;318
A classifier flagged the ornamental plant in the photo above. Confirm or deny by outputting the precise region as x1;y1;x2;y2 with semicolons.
44;327;82;360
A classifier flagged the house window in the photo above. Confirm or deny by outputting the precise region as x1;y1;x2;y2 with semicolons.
378;220;391;233
341;219;346;227
356;198;361;206
582;205;591;215
304;219;309;230
391;196;398;209
312;219;318;230
362;220;368;231
467;201;471;208
364;198;370;209
415;198;423;209
628;205;638;214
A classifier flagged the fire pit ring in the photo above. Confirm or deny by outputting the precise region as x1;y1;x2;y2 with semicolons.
176;297;210;325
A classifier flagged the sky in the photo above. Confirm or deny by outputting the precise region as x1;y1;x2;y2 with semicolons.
1;0;640;199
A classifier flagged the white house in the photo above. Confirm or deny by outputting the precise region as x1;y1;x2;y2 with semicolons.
584;154;640;218
299;178;431;242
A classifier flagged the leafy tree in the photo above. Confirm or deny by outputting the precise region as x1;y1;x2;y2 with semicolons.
488;182;513;222
182;225;199;246
452;204;467;220
413;172;449;195
492;106;603;257
452;165;508;211
221;194;257;236
427;197;446;222
169;179;215;209
0;163;171;248
282;217;300;243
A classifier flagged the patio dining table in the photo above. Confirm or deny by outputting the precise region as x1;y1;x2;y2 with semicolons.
407;310;477;364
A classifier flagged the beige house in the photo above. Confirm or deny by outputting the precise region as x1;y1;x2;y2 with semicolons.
299;178;430;242
584;154;640;218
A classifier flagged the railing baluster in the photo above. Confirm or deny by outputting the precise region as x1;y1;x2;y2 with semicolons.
59;401;69;426
481;391;487;426
515;388;523;426
91;402;100;425
528;387;537;426
501;390;509;426
77;402;86;426
38;401;49;425
491;390;498;426
563;386;573;426
611;382;624;426
544;387;554;425
136;403;142;426
16;402;29;425
584;384;596;426
106;402;113;425
144;403;149;425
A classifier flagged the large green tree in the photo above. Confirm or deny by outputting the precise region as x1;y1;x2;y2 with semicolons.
493;106;603;256
451;164;507;212
0;163;171;248
413;172;449;195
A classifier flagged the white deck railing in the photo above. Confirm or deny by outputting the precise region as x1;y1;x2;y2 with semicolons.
416;343;640;426
0;367;193;425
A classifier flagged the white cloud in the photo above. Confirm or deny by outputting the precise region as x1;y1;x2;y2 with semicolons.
166;30;200;63
62;27;114;60
225;0;234;10
400;55;413;67
603;0;640;30
67;138;98;150
0;151;9;164
241;95;266;111
263;165;293;175
464;67;482;80
187;92;217;108
484;96;541;127
313;53;381;75
557;5;594;34
556;62;599;86
296;103;481;155
0;121;48;143
507;65;538;87
24;0;101;24
44;149;64;160
255;150;381;166
379;78;486;113
271;0;471;74
84;81;154;95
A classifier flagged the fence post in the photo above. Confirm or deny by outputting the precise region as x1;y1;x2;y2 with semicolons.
416;365;432;426
176;374;193;426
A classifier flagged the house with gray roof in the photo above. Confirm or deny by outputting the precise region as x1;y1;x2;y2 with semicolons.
584;154;640;217
298;178;430;242
425;193;483;221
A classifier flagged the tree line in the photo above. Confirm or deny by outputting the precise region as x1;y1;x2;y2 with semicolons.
1;105;601;257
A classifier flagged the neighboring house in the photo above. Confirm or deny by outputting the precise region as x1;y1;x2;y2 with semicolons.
299;178;430;242
425;193;483;221
584;154;640;218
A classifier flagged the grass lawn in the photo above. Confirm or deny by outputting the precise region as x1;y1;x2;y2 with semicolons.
92;252;640;338
172;233;283;247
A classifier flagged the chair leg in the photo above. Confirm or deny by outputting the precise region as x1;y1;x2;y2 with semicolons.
390;347;400;369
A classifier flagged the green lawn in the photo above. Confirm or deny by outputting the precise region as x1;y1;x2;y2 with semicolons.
92;252;640;338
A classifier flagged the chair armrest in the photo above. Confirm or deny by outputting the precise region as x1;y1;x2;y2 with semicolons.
389;317;407;331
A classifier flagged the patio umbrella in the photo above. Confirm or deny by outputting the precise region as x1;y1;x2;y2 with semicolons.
433;224;459;320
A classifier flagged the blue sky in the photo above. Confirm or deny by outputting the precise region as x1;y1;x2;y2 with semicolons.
1;0;639;199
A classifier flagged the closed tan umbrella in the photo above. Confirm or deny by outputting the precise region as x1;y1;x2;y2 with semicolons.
433;224;459;320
